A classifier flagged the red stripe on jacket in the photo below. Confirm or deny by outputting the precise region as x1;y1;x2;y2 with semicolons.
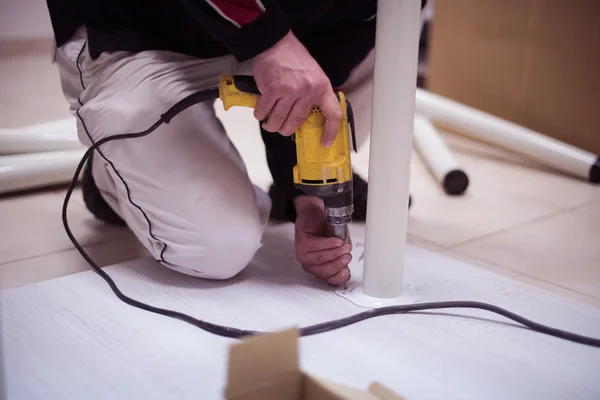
208;0;265;26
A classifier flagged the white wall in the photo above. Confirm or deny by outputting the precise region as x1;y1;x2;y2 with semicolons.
0;0;54;40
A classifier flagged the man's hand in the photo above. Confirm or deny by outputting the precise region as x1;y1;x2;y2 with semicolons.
294;196;352;286
252;31;342;147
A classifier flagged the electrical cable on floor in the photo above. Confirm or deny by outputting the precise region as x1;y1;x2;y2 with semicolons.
61;87;600;348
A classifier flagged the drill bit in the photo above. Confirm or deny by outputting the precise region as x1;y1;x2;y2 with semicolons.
330;223;350;290
325;204;353;291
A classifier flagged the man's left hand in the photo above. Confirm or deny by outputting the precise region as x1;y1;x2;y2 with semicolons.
294;196;352;286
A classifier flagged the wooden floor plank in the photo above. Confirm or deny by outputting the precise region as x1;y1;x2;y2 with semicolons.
2;223;599;400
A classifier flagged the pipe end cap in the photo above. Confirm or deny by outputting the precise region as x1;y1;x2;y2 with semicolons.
589;157;600;184
443;169;470;195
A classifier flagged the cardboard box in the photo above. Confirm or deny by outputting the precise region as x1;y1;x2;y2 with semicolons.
225;328;405;400
427;0;600;154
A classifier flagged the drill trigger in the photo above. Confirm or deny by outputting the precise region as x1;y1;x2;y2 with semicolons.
346;99;358;153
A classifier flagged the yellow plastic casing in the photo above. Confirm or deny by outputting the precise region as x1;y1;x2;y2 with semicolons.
219;76;260;110
292;94;352;188
218;75;352;188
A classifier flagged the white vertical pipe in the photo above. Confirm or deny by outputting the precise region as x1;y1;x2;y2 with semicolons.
415;89;600;184
413;114;469;195
362;0;422;298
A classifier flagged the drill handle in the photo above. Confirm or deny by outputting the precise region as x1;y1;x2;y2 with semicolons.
219;75;357;151
219;75;261;110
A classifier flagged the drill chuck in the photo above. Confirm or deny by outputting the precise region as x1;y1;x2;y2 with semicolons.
322;181;353;242
296;181;354;242
325;205;353;242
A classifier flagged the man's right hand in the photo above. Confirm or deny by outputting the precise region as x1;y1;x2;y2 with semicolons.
252;31;342;147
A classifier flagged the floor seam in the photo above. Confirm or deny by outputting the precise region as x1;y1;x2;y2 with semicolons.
407;233;450;251
448;208;569;250
0;236;136;267
446;248;600;303
474;180;599;211
569;198;600;211
571;208;600;218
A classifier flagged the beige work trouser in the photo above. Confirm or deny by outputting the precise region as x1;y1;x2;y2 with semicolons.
54;26;375;280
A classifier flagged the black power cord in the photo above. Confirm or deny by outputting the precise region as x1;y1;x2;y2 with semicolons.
62;87;600;348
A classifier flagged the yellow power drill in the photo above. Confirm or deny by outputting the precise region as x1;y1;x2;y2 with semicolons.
218;75;357;242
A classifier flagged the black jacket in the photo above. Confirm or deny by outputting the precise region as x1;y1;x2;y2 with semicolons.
46;0;395;84
46;0;425;220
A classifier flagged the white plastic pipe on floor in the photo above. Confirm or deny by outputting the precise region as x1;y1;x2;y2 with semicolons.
413;114;469;195
0;150;84;195
362;0;422;298
415;89;600;184
0;117;82;154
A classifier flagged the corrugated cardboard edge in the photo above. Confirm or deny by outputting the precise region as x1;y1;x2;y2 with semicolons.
307;375;385;400
368;382;406;400
225;327;303;399
225;327;406;400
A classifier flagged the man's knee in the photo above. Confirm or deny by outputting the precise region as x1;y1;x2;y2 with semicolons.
163;208;267;280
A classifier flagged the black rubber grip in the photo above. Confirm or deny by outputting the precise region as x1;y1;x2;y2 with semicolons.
346;100;358;153
589;157;600;184
443;169;469;195
232;75;261;95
